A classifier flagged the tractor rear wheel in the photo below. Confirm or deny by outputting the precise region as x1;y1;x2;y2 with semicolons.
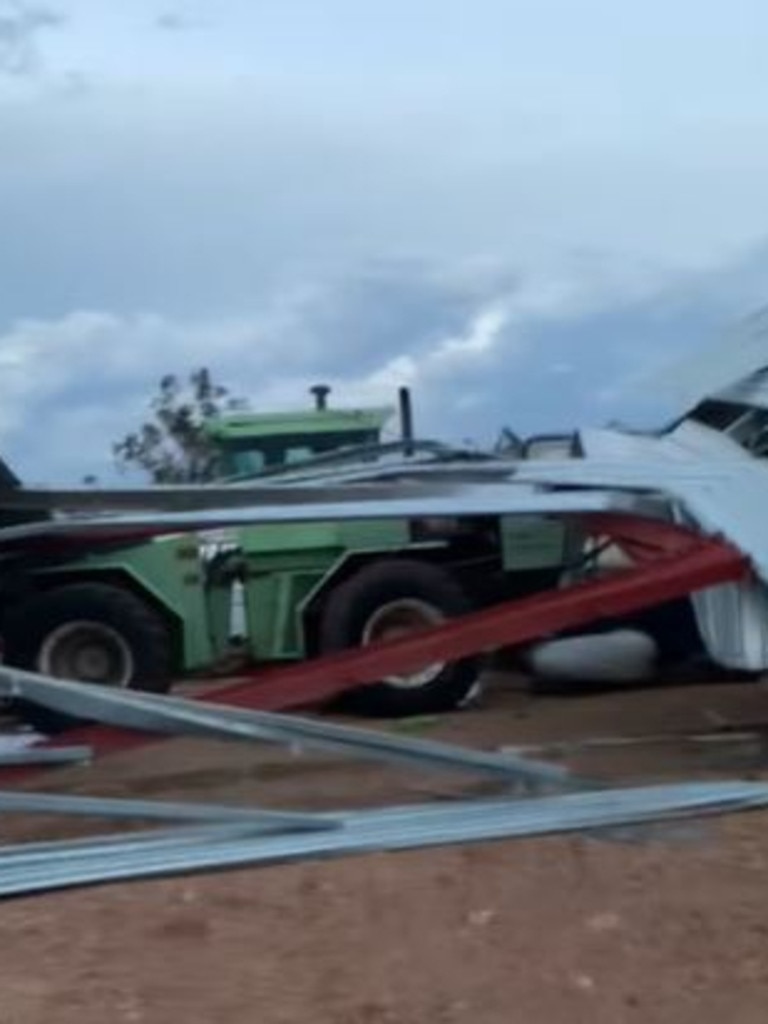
318;559;483;717
3;582;174;734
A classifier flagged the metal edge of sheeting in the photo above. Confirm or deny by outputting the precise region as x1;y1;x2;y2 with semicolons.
1;479;458;514
0;789;337;831
0;781;767;899
2;447;507;512
0;824;284;866
515;459;765;485
0;746;91;766
0;667;571;788
238;458;523;487
0;489;655;547
2;466;495;514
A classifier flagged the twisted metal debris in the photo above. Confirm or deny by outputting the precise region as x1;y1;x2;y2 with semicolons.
0;661;764;899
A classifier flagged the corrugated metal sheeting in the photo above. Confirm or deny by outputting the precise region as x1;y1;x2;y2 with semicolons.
515;422;768;670
1;781;767;900
1;664;768;899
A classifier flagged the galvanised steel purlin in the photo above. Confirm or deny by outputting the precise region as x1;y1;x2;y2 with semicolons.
0;781;767;900
0;789;337;831
0;824;288;865
0;746;91;766
0;666;570;787
0;488;652;550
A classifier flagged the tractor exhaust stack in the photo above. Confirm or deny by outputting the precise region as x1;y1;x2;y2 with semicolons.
399;387;415;456
310;385;331;411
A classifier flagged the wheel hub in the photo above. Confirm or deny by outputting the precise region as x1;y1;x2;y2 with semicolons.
361;599;445;689
37;621;135;687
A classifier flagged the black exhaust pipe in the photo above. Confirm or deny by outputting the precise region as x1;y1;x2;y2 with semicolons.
310;384;331;411
398;387;415;456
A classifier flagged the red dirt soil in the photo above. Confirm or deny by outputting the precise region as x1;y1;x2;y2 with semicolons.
2;676;768;1024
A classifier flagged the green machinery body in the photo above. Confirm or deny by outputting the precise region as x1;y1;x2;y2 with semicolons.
24;395;574;678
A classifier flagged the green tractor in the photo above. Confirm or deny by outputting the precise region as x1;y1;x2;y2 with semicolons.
0;387;576;730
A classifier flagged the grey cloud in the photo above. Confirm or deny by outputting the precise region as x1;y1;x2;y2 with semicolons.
0;0;63;77
56;68;92;97
0;249;740;482
155;12;186;31
2;83;768;338
1;75;768;477
262;259;520;377
237;246;768;445
154;11;199;32
0;100;524;326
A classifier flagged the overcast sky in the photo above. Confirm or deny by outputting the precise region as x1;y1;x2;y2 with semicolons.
3;0;768;481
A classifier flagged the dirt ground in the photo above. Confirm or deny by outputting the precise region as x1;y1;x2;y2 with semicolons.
3;673;768;1023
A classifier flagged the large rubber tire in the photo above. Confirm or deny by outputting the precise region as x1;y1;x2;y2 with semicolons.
3;583;174;735
318;559;482;717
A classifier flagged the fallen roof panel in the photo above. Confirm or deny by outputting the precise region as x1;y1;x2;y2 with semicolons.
1;781;767;900
0;488;657;550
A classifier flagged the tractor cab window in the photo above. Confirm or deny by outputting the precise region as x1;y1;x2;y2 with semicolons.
224;449;266;477
284;446;314;464
217;428;380;478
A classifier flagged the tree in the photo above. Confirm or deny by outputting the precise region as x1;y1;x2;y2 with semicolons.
113;368;246;483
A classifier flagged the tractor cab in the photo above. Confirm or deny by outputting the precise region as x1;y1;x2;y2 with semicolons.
204;386;395;479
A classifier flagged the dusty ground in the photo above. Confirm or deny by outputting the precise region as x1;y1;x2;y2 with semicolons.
2;674;768;1023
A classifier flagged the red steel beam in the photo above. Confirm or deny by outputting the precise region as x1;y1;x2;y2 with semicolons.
210;531;747;709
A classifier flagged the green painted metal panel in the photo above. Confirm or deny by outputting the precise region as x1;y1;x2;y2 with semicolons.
237;519;409;558
33;535;216;671
242;573;284;660
238;519;412;659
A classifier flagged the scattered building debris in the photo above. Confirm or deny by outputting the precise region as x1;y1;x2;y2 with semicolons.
2;326;768;897
0;779;766;900
0;663;767;899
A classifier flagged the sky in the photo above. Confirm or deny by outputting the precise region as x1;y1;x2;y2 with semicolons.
4;0;768;481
